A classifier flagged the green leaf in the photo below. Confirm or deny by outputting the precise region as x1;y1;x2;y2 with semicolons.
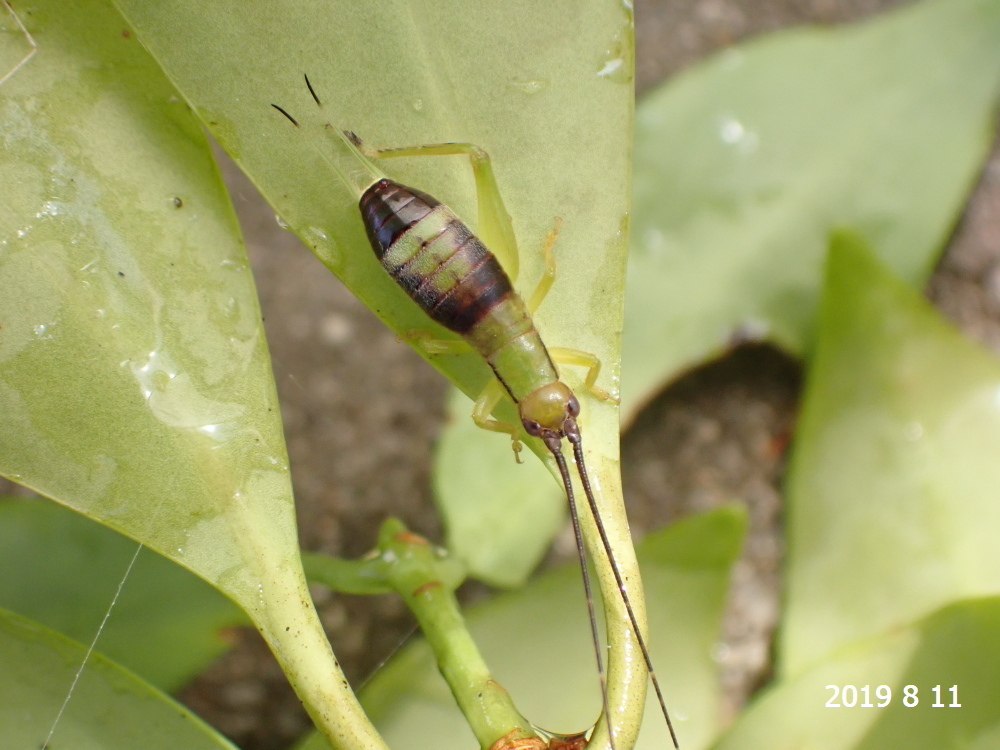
0;2;380;746
0;1;35;84
0;606;237;749
712;598;1000;750
110;0;632;414
297;506;747;750
1;0;282;620
111;1;641;741
624;0;1000;414
433;0;1000;589
780;232;1000;678
113;0;634;588
0;497;247;691
433;390;562;587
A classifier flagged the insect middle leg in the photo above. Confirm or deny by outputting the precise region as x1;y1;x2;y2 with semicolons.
524;223;618;405
525;217;560;315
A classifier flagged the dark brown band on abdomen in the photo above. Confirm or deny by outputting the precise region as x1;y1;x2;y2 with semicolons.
360;179;440;256
358;179;516;336
429;254;512;334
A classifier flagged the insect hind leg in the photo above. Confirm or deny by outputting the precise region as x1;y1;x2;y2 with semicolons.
357;136;565;321
353;138;521;283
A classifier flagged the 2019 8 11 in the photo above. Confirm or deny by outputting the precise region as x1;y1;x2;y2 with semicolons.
826;684;961;708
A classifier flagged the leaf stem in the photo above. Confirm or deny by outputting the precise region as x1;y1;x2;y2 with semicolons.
315;519;539;750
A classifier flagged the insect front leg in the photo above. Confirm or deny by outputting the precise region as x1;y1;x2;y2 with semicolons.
471;379;524;462
549;347;619;404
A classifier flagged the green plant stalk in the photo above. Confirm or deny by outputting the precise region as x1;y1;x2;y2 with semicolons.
255;578;388;750
377;519;535;749
302;551;396;596
302;547;465;596
213;483;389;750
573;410;648;750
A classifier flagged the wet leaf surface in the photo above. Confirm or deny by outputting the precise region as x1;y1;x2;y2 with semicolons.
0;2;377;746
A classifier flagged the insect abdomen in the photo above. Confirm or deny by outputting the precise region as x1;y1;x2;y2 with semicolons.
359;178;560;403
360;178;520;337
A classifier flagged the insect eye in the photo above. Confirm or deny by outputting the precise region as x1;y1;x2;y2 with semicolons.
567;394;580;417
522;419;543;436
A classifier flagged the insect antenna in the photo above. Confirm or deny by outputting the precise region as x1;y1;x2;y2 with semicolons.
304;72;322;107
564;425;680;749
270;76;385;198
544;435;616;750
270;103;300;127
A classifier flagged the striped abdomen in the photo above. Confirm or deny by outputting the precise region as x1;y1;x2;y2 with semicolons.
359;178;558;404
